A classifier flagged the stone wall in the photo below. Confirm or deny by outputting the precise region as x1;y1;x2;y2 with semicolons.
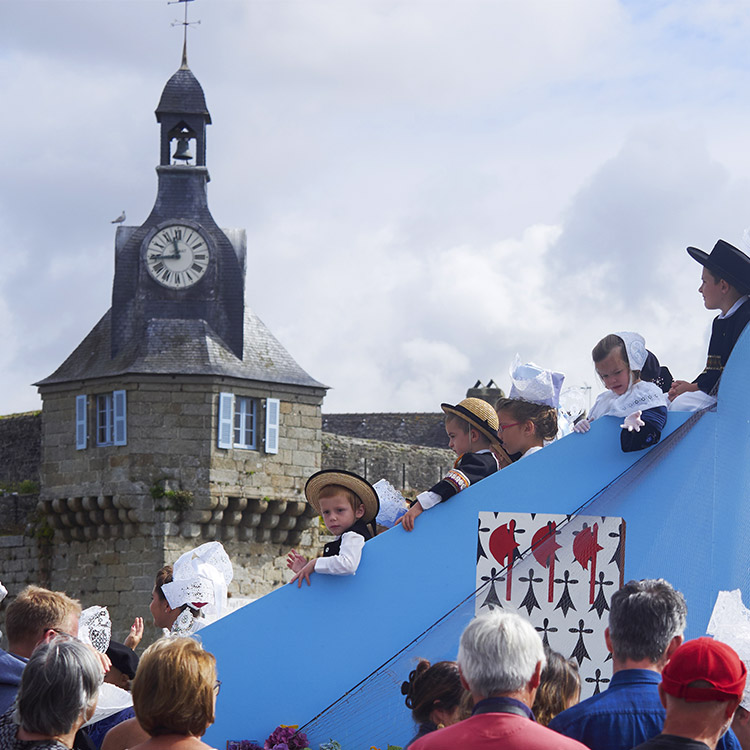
0;413;41;485
322;433;454;496
0;518;329;645
322;413;448;449
38;376;323;547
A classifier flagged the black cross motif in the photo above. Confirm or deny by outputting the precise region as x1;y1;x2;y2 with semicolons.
608;521;625;573
479;566;505;611
519;568;543;616
535;617;558;649
478;517;490;562
589;571;614;619
584;668;610;696
569;618;594;666
554;570;579;617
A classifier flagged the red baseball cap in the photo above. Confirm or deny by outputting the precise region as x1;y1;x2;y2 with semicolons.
662;637;747;703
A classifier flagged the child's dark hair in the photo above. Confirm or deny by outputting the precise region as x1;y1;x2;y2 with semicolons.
494;398;558;441
400;659;465;724
318;484;362;513
592;334;641;380
532;649;581;726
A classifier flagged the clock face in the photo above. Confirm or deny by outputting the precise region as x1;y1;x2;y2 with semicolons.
145;224;210;289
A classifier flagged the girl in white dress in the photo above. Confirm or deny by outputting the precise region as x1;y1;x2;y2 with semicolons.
573;332;668;452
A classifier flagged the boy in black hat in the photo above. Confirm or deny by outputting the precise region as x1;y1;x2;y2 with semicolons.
669;239;750;411
400;397;508;532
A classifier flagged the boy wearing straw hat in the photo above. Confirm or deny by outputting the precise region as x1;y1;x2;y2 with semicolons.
400;397;506;532
287;469;379;587
669;239;750;411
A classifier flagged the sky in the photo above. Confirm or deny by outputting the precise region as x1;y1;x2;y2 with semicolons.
2;0;750;416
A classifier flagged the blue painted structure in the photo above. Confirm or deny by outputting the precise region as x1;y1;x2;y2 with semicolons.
202;327;750;749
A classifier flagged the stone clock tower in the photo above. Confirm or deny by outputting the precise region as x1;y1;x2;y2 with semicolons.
34;50;327;633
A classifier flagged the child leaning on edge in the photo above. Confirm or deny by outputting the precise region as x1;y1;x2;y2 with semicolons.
399;397;508;532
287;469;379;587
574;331;668;452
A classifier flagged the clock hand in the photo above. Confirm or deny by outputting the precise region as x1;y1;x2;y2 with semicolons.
172;238;182;257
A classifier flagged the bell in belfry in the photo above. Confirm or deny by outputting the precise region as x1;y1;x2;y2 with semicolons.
172;137;193;163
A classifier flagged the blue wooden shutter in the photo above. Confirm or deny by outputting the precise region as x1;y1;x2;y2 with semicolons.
218;392;234;449
75;395;88;450
265;398;280;454
113;390;127;446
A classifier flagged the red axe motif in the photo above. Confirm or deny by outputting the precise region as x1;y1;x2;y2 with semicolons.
489;519;520;601
531;520;562;603
573;523;603;604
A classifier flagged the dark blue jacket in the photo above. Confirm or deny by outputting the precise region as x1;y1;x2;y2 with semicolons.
0;649;25;715
548;669;740;750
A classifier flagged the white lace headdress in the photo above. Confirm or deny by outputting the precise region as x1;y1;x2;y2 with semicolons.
508;355;565;408
707;589;750;710
161;541;234;636
78;605;112;654
615;331;648;371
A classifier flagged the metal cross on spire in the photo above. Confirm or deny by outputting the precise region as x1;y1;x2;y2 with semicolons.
169;0;200;68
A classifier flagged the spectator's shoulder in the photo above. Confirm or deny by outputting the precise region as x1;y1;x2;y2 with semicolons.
548;691;608;732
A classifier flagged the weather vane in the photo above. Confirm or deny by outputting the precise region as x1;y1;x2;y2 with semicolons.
168;0;200;66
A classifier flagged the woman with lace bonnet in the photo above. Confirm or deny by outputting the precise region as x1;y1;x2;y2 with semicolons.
149;542;233;637
0;635;102;750
130;638;219;750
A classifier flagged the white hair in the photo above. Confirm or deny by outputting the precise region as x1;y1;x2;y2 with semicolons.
458;612;546;697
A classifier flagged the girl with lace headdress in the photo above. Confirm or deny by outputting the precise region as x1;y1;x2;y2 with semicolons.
149;542;233;637
573;332;669;452
494;358;564;462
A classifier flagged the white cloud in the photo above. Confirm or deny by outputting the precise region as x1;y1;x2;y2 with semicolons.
2;1;750;416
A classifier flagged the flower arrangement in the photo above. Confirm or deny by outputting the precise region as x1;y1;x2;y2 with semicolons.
227;725;310;750
228;729;401;750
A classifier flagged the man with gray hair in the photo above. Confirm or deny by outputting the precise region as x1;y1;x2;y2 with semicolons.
549;579;741;750
411;611;587;749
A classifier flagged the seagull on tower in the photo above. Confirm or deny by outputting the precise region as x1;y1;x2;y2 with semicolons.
111;211;126;224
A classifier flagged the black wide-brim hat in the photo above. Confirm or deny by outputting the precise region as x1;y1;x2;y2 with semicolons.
305;469;380;524
441;397;501;448
687;239;750;294
106;640;139;679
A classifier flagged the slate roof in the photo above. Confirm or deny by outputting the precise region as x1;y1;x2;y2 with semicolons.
36;308;325;390
156;64;211;122
322;413;448;449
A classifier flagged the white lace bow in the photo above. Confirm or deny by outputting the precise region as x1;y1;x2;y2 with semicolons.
161;542;234;634
508;355;565;408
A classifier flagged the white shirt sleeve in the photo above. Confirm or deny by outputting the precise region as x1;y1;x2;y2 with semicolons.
314;531;365;576
415;490;443;510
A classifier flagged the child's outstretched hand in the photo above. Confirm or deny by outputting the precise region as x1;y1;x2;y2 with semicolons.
286;549;307;573
573;418;591;433
398;501;423;532
290;559;316;587
124;617;144;650
621;411;644;432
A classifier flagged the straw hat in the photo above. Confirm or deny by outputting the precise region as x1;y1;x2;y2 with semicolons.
441;397;500;446
305;469;380;524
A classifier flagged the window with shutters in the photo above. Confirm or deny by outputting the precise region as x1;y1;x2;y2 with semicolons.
233;397;257;449
218;394;279;453
82;390;128;448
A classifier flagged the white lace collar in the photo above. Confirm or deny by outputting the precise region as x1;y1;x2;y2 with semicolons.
589;380;668;420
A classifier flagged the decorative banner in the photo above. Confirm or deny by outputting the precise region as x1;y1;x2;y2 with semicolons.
477;512;625;699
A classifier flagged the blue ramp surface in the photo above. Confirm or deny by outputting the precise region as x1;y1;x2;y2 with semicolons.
202;327;750;750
